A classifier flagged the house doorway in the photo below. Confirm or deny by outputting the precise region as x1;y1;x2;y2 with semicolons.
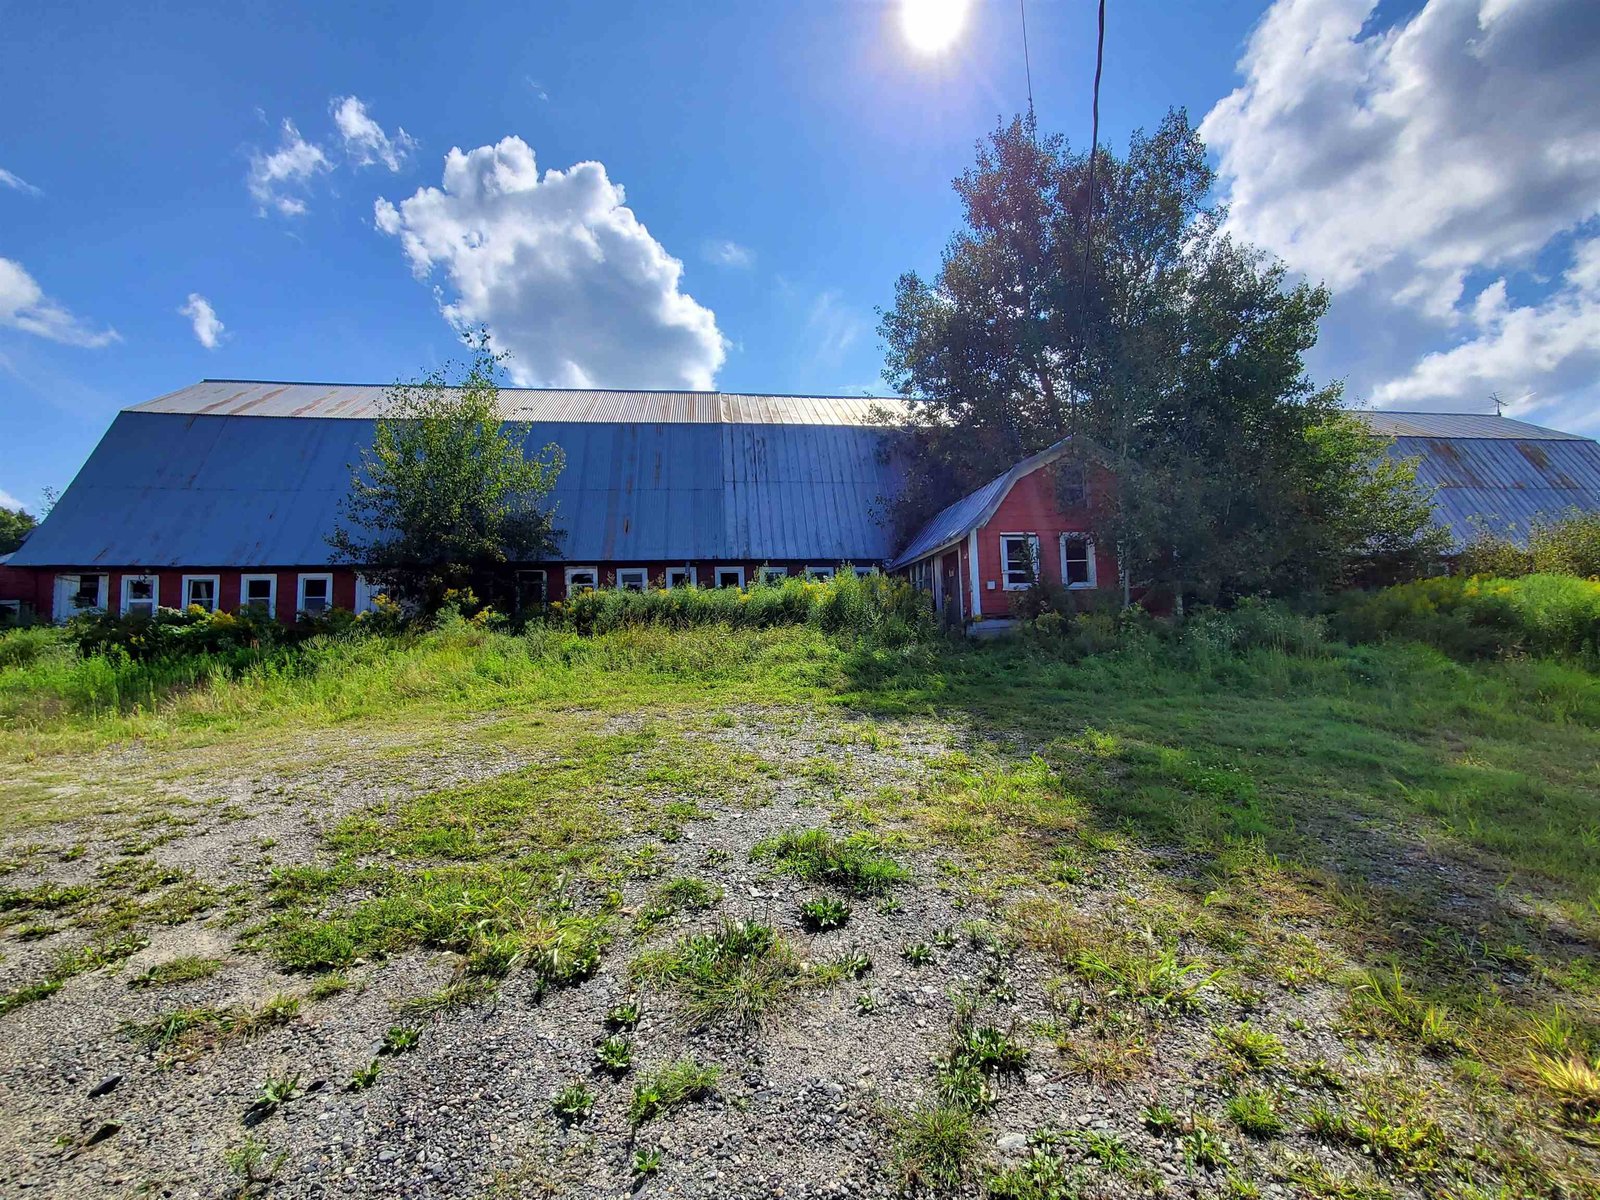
938;551;962;625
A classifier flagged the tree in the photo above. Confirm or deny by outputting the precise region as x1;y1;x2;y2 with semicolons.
879;111;1443;601
329;335;565;614
0;505;36;555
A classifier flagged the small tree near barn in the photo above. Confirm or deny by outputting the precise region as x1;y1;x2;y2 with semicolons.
329;334;565;615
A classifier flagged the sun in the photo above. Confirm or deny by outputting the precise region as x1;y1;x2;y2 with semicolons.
900;0;970;55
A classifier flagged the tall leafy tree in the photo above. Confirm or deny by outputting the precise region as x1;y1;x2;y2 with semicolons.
0;505;36;555
880;111;1442;601
329;335;565;614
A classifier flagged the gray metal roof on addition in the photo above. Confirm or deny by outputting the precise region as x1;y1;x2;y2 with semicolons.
12;382;907;569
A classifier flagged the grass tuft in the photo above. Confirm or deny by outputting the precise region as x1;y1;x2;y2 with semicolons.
751;828;910;895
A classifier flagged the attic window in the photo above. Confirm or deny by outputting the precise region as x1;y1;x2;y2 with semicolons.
1058;462;1087;507
1000;534;1040;590
121;574;159;618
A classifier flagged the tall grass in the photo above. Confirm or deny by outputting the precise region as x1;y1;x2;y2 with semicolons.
1334;574;1600;663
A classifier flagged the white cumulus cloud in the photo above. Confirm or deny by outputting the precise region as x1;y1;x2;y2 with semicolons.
246;119;331;217
179;293;226;349
332;96;416;171
0;168;41;197
1202;0;1600;427
0;257;119;348
375;136;726;389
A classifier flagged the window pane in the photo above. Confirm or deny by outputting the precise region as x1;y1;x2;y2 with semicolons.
128;578;154;600
246;579;272;601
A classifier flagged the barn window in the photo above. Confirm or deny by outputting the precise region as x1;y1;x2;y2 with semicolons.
121;574;159;618
1000;534;1040;590
759;566;788;584
297;573;333;615
182;575;219;612
241;574;276;617
665;566;696;588
1060;535;1097;589
59;573;107;615
1057;462;1087;506
804;565;835;581
616;567;649;592
715;567;745;588
565;567;598;594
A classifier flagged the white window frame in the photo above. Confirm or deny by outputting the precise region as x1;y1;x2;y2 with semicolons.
296;572;334;615
1059;534;1097;590
181;574;220;612
615;567;649;592
54;573;107;621
804;565;836;581
240;573;277;617
999;534;1041;591
120;573;160;617
759;566;788;585
714;566;745;589
564;566;599;594
665;566;697;588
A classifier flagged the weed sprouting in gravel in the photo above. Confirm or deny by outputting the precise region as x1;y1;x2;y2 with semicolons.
1071;940;1220;1014
254;1071;302;1111
889;1102;979;1192
856;991;881;1015
380;1025;421;1055
605;999;642;1029
987;1146;1078;1200
627;1058;719;1124
224;1134;287;1193
631;919;818;1031
1181;1124;1232;1171
903;941;934;966
347;1060;382;1092
932;925;957;949
1213;1022;1286;1070
551;1082;595;1123
595;1033;633;1074
128;955;222;988
1143;1103;1181;1135
799;896;852;931
1226;1088;1286;1137
751;828;909;894
631;1146;665;1178
1343;965;1459;1055
397;976;497;1017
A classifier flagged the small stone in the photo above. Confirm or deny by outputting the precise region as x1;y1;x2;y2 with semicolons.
87;1075;122;1099
996;1133;1028;1154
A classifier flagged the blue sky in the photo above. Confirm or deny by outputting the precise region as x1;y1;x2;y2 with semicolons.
4;0;1598;514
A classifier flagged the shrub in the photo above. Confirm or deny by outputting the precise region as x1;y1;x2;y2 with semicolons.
1530;509;1600;577
0;625;65;669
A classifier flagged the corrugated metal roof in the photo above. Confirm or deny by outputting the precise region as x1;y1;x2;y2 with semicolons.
10;411;905;568
129;380;908;425
1386;434;1600;548
889;439;1075;570
1355;410;1588;439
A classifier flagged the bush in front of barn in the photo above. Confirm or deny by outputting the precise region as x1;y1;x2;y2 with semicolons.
550;570;934;644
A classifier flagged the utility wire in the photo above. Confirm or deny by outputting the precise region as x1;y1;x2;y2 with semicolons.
1083;0;1106;271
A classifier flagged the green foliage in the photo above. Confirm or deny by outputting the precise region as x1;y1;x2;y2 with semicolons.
1070;940;1219;1014
1212;1023;1286;1070
1226;1088;1286;1137
380;1025;421;1055
1143;1103;1181;1135
630;919;812;1031
1181;1124;1232;1171
878;111;1440;598
750;828;910;894
128;955;222;988
1529;508;1600;577
1342;965;1458;1054
256;1070;302;1108
347;1060;382;1091
605;1000;642;1029
631;1147;665;1177
798;896;852;931
1335;573;1600;663
594;1033;633;1074
889;1102;978;1193
329;332;565;614
550;1082;595;1122
627;1058;719;1123
553;570;934;644
987;1148;1078;1199
0;504;36;555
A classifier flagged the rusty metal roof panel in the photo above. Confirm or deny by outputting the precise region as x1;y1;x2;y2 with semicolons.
128;380;907;426
1385;433;1600;547
11;410;902;568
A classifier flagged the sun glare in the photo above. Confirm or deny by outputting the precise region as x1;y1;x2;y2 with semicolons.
900;0;969;55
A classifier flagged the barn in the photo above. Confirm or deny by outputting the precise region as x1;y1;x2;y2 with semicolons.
6;381;1600;625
